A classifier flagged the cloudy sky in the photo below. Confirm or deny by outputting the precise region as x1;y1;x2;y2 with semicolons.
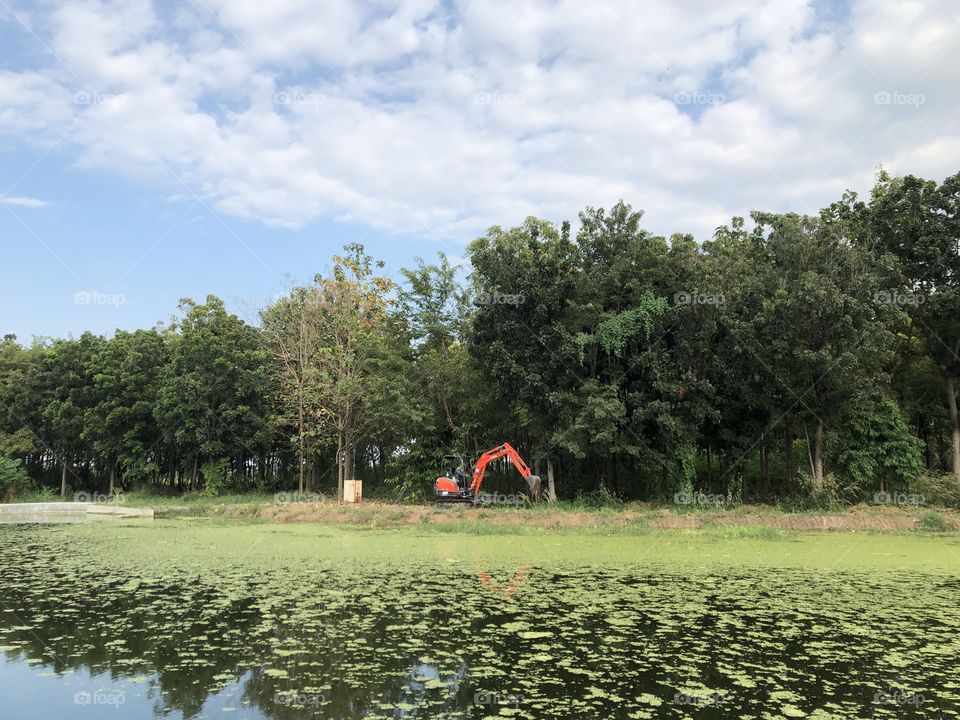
1;0;958;338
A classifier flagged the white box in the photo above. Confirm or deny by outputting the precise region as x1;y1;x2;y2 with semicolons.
343;479;362;503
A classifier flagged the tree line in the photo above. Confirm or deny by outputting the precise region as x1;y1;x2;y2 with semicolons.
2;169;959;505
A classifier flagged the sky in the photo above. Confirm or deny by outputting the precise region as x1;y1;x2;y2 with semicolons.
1;0;958;340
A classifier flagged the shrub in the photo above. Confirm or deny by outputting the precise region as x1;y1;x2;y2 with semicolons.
572;486;624;509
200;458;231;497
909;474;960;508
0;455;29;502
919;510;950;532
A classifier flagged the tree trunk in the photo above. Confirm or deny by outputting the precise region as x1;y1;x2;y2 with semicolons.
546;458;557;502
760;430;769;485
809;419;825;491
109;465;115;496
191;456;198;492
60;460;67;497
336;433;344;502
297;430;305;494
785;418;796;486
947;376;960;481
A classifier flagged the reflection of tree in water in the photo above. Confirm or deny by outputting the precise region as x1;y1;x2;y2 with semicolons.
240;657;472;720
396;659;470;717
0;551;487;720
1;543;477;720
0;571;266;718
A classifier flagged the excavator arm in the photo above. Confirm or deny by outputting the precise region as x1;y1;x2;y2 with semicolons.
470;443;541;497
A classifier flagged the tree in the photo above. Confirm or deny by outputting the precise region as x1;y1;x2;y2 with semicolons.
155;297;269;492
849;170;960;481
0;454;29;501
37;334;104;496
750;212;901;492
469;218;581;499
568;206;683;493
261;286;331;493
0;336;40;461
83;329;168;493
309;244;394;500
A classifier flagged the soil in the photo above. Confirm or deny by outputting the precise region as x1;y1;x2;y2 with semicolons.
158;500;960;532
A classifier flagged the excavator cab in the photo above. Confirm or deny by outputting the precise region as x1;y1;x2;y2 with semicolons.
435;454;472;501
443;455;467;490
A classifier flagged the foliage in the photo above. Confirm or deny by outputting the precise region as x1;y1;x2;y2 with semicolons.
910;473;960;508
200;458;231;497
3;171;960;503
919;510;950;531
0;454;29;501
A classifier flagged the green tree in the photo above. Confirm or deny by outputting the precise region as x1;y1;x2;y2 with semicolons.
261;285;332;493
156;297;269;492
859;171;960;480
309;244;395;500
0;454;29;501
751;212;901;492
83;329;168;493
37;334;105;495
469;218;581;498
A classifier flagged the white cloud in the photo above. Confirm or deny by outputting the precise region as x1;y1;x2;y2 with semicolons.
0;0;957;242
1;196;49;208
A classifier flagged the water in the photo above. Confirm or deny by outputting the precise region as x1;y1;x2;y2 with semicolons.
0;522;958;718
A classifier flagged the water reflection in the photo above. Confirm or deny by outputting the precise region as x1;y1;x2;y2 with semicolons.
0;527;957;719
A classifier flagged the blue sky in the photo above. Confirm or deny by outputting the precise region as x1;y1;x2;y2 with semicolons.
1;142;445;339
1;0;957;340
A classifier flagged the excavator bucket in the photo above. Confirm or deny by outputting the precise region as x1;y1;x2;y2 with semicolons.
525;474;542;499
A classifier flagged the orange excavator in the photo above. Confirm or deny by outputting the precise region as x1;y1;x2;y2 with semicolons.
434;443;541;504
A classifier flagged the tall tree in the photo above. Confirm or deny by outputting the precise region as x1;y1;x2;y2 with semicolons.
469;218;581;499
751;212;901;491
84;329;168;493
310;244;394;500
38;334;104;495
155;297;269;492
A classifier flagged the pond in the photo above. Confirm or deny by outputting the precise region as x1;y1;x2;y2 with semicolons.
0;521;958;718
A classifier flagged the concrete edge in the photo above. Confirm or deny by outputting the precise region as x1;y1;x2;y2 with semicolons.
0;502;154;518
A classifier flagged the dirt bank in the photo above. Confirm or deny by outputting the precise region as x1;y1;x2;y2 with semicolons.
153;500;960;533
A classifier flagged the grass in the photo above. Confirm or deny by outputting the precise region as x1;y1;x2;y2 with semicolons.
6;490;960;534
